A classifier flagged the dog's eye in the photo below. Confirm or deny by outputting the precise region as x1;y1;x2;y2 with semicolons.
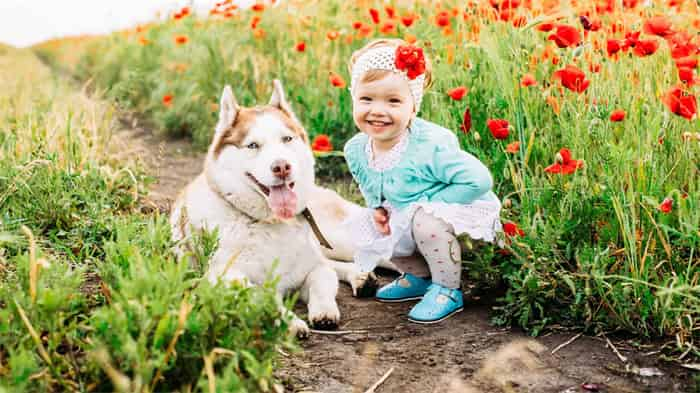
246;142;260;149
282;135;293;143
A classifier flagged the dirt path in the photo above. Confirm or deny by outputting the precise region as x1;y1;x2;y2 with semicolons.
123;120;695;393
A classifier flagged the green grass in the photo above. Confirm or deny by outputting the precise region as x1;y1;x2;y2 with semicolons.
0;46;294;392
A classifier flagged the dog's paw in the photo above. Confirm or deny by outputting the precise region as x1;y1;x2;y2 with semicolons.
351;271;379;298
308;301;340;330
289;316;310;339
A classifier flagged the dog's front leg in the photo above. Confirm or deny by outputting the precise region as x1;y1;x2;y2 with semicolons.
300;264;340;330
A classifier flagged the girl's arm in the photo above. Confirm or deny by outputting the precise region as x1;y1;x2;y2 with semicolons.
428;146;493;204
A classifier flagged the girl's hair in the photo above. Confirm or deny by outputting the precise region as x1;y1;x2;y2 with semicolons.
347;38;433;91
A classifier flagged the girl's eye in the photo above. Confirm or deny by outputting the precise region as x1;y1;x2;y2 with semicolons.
282;135;293;143
246;142;260;149
389;98;402;103
360;97;372;101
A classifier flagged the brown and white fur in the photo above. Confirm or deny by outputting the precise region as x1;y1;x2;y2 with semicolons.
170;80;381;336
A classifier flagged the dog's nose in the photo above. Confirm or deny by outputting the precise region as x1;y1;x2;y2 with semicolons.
271;159;292;179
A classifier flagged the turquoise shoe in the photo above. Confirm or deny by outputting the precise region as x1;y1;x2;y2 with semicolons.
375;273;431;303
408;284;463;324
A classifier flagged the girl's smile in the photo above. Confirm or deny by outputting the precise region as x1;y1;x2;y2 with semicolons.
352;72;416;152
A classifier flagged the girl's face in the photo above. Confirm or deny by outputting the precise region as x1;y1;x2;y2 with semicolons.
352;72;416;144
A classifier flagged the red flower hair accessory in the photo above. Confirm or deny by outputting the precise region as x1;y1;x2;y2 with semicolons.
394;45;427;80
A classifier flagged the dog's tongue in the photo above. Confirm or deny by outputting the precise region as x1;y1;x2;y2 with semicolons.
268;184;297;219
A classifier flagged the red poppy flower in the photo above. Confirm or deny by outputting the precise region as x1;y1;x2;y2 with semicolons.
675;56;698;69
663;86;697;120
162;93;174;107
667;32;699;59
610;109;626;122
506;141;520;153
537;22;555;32
607;39;622;56
553;65;590;93
589;63;601;73
251;2;265;12
487;119;510;140
633;39;659;57
174;35;189;45
520;73;537;87
401;13;417;27
311;134;333;152
329;72;346;88
659;197;673;213
579;16;601;32
435;11;450;28
491;0;522;9
251;15;261;29
358;24;373;38
643;16;674;37
369;8;380;24
548;24;581;48
380;21;396;34
544;148;584;175
352;21;363;30
622;31;641;50
503;222;525;237
384;6;396;19
394;45;426;80
294;42;306;52
678;67;697;85
447;86;468;100
460;107;472;134
327;31;340;40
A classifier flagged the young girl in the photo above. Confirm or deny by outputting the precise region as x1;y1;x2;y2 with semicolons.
343;39;503;324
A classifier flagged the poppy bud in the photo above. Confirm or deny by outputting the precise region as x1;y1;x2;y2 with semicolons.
473;131;481;141
555;152;564;164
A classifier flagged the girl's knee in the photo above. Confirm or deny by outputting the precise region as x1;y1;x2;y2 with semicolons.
411;208;452;241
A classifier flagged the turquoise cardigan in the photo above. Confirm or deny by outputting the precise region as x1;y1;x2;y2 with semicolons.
343;118;499;211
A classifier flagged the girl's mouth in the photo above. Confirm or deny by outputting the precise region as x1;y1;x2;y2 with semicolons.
367;120;392;128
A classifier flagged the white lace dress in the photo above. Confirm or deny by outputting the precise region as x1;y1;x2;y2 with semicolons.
344;132;504;273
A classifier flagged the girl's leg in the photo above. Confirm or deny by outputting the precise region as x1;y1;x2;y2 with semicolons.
411;208;461;289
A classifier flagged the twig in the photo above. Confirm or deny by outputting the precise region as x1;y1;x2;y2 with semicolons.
604;335;628;363
551;333;582;355
310;329;368;335
14;300;52;367
364;367;395;393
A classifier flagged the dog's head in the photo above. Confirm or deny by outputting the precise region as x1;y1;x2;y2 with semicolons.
205;80;315;221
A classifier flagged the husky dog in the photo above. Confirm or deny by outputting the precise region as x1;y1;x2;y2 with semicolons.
170;80;375;337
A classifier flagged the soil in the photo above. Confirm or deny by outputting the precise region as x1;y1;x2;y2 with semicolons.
123;119;697;393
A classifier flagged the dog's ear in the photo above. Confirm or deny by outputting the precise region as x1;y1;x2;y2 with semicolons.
269;79;308;142
209;85;240;155
269;79;302;124
218;85;239;129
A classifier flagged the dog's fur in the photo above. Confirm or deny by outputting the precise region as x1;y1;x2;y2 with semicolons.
170;81;377;336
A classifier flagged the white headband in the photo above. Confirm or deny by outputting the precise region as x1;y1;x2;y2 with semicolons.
350;45;426;112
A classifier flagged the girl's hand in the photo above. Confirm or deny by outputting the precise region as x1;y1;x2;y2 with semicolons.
373;207;391;235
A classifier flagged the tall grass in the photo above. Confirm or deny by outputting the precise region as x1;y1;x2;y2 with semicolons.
0;46;293;391
41;0;699;352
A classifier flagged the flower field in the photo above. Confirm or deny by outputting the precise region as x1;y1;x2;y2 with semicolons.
5;0;700;388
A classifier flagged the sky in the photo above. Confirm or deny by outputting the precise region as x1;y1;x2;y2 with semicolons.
0;0;260;48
